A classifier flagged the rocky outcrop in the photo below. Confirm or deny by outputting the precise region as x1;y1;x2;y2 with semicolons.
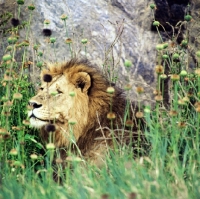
0;0;199;101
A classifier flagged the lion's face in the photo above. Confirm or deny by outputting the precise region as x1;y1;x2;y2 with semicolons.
28;70;91;144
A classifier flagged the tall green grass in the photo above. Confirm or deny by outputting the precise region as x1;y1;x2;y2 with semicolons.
0;2;199;199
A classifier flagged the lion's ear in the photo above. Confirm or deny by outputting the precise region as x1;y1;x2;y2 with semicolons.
74;72;91;93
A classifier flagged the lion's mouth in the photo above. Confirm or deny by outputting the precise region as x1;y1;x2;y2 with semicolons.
29;113;50;122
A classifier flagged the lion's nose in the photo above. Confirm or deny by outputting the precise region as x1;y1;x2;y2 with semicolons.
29;102;42;109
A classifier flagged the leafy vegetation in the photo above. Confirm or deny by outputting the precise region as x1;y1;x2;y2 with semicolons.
0;2;199;199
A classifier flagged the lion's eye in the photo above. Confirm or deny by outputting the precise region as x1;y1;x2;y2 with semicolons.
40;87;44;91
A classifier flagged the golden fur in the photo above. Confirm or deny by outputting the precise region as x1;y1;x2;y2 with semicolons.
28;59;143;166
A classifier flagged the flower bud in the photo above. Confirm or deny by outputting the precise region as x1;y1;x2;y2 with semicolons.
184;15;192;22
180;70;187;77
124;60;132;68
2;54;12;62
81;39;88;44
7;36;17;44
17;0;24;5
28;4;35;11
153;21;160;26
172;53;179;60
162;54;169;59
50;37;56;43
69;91;75;97
150;4;156;9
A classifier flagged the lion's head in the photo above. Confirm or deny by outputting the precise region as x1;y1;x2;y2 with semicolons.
28;59;142;164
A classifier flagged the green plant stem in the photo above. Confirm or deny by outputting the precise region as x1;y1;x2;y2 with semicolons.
64;20;68;37
26;12;33;39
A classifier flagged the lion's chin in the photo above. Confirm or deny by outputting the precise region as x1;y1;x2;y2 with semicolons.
29;117;49;129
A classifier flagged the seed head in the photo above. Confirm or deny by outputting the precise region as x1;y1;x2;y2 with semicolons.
160;74;167;80
178;122;186;128
45;123;56;133
107;112;116;120
36;61;43;68
124;84;132;91
11;18;20;27
155;65;164;74
178;99;186;106
6;46;13;51
43;74;52;82
0;128;7;135
28;4;35;11
181;40;188;47
37;51;43;57
171;74;180;81
172;53;179;60
60;14;68;20
156;44;164;50
69;119;77;125
9;149;18;156
65;38;72;44
163;43;168;49
125;120;134;127
180;70;187;77
7;36;18;44
42;28;52;37
30;154;38;160
169;110;178;117
33;44;39;51
13;92;23;100
136;111;144;118
44;19;50;25
106;87;115;94
23;120;30;126
17;0;24;5
46;143;55;150
55;158;63;164
136;86;144;94
154;95;163;102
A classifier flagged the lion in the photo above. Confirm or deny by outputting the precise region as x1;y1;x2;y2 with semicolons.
28;59;143;166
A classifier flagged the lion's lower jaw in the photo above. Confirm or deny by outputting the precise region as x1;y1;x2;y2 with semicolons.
29;117;48;128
